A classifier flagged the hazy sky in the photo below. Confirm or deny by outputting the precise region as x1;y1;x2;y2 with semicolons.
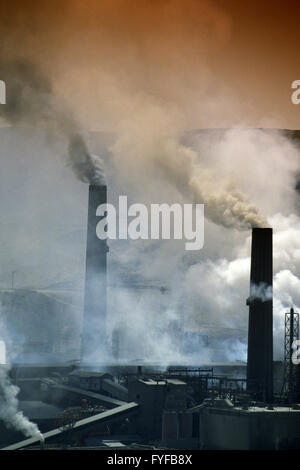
0;0;299;130
0;1;300;362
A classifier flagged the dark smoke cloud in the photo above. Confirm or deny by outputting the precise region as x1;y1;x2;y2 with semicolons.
0;61;53;124
68;134;105;185
0;59;105;185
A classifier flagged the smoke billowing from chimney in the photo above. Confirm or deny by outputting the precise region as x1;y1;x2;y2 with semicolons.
0;366;43;440
111;109;268;231
0;59;105;186
0;58;266;228
68;134;105;186
0;311;43;440
184;158;268;230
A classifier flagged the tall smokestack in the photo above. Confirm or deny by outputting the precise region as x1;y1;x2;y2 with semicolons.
246;227;273;402
81;184;108;362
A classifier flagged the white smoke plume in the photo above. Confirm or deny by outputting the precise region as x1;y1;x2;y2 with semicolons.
0;366;43;441
249;282;273;302
182;212;300;361
102;117;300;363
0;310;43;441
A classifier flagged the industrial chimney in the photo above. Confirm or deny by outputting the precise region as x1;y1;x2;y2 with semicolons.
81;184;109;362
246;227;273;402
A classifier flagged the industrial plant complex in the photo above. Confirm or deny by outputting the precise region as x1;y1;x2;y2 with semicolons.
0;129;300;452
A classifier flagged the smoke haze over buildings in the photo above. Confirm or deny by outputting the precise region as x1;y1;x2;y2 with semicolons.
0;0;300;366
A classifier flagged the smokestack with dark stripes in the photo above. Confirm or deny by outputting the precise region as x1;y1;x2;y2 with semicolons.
246;227;273;402
81;184;109;362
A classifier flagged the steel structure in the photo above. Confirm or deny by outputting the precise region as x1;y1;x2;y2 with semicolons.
283;308;299;402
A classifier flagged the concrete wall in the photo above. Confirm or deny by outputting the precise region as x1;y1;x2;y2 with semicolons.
128;379;187;440
199;407;300;450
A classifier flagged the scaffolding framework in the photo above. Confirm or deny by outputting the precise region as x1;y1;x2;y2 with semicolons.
283;308;299;401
